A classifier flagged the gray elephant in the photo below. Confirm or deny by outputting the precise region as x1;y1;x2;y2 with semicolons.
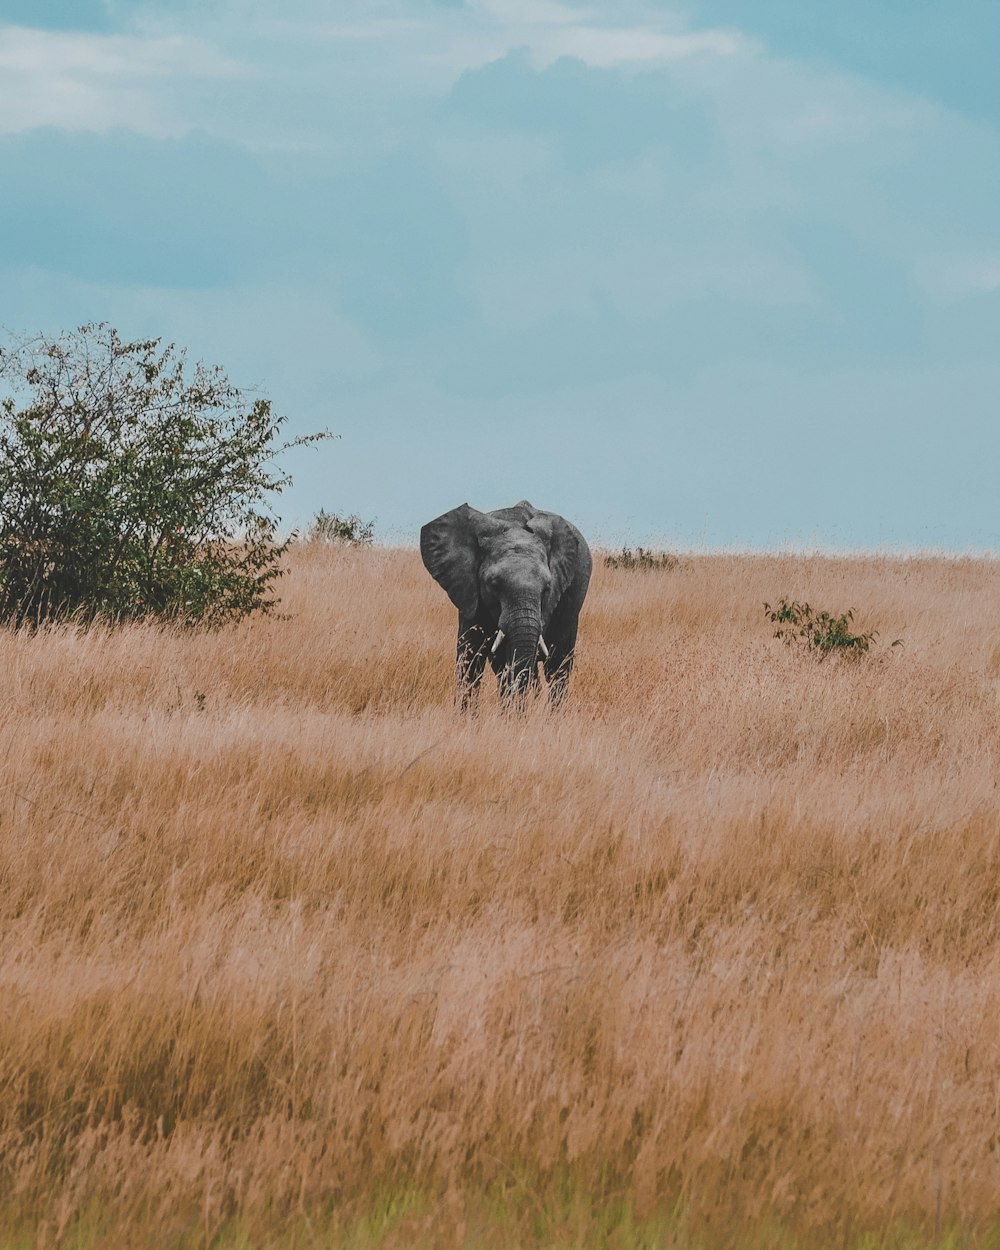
420;500;592;707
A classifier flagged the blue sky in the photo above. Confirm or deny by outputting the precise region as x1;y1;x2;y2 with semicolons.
2;0;999;547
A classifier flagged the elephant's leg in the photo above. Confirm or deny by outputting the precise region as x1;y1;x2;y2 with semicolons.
457;622;489;712
542;644;575;704
542;618;579;706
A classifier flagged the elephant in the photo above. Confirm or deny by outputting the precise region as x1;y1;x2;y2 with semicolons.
420;500;592;708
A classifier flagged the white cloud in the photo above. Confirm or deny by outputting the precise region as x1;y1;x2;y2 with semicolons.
442;1;754;72
768;94;922;148
917;256;1000;298
244;16;423;43
471;0;589;26
265;0;752;79
533;23;753;68
971;263;1000;292
0;25;245;135
0;4;755;142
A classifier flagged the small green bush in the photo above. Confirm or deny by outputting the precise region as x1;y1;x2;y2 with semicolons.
764;598;899;658
604;546;682;572
305;509;375;546
0;323;329;627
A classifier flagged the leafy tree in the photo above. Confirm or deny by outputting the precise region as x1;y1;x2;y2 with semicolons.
0;323;328;626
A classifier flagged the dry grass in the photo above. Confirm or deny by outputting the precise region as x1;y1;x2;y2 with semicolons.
3;545;1000;1247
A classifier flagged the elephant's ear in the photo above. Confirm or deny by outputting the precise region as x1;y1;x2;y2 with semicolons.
420;503;492;616
526;511;586;607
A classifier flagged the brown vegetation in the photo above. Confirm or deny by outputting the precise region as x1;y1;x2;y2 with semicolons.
2;546;1000;1247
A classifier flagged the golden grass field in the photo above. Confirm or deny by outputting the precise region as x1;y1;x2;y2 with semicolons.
3;544;1000;1248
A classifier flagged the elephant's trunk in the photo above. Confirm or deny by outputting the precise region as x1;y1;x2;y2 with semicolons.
500;598;542;697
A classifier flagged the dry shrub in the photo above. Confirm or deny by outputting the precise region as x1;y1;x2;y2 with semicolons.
2;545;1000;1245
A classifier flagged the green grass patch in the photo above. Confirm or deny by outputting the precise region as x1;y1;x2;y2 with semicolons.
1;1184;991;1250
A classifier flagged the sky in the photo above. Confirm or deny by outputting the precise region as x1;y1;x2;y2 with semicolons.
1;0;999;548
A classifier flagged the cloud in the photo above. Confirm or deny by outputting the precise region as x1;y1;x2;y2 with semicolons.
0;25;244;135
243;16;423;44
691;0;1000;131
917;256;1000;298
471;0;585;26
444;50;718;169
0;2;754;149
965;263;1000;293
437;1;754;74
530;23;752;67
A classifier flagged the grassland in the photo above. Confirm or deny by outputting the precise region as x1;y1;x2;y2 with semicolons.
2;545;1000;1248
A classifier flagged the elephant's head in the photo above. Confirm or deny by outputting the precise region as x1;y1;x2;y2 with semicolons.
420;501;579;692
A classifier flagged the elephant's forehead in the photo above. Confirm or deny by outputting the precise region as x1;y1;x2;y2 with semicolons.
480;530;545;559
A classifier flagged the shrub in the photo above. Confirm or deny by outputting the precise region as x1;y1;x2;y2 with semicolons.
305;509;375;546
604;547;682;572
0;323;329;627
763;598;899;658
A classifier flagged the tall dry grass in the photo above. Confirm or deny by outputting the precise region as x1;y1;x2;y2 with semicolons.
2;545;1000;1246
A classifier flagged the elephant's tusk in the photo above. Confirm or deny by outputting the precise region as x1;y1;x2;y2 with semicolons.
538;636;549;659
491;629;505;654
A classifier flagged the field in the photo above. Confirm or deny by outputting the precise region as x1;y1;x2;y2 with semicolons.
3;545;1000;1248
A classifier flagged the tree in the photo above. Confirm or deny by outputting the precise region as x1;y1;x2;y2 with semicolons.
304;509;375;546
0;322;328;627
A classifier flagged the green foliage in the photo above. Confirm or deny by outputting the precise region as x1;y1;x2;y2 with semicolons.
0;1187;979;1250
0;323;329;627
305;509;375;546
764;598;899;658
604;547;682;572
